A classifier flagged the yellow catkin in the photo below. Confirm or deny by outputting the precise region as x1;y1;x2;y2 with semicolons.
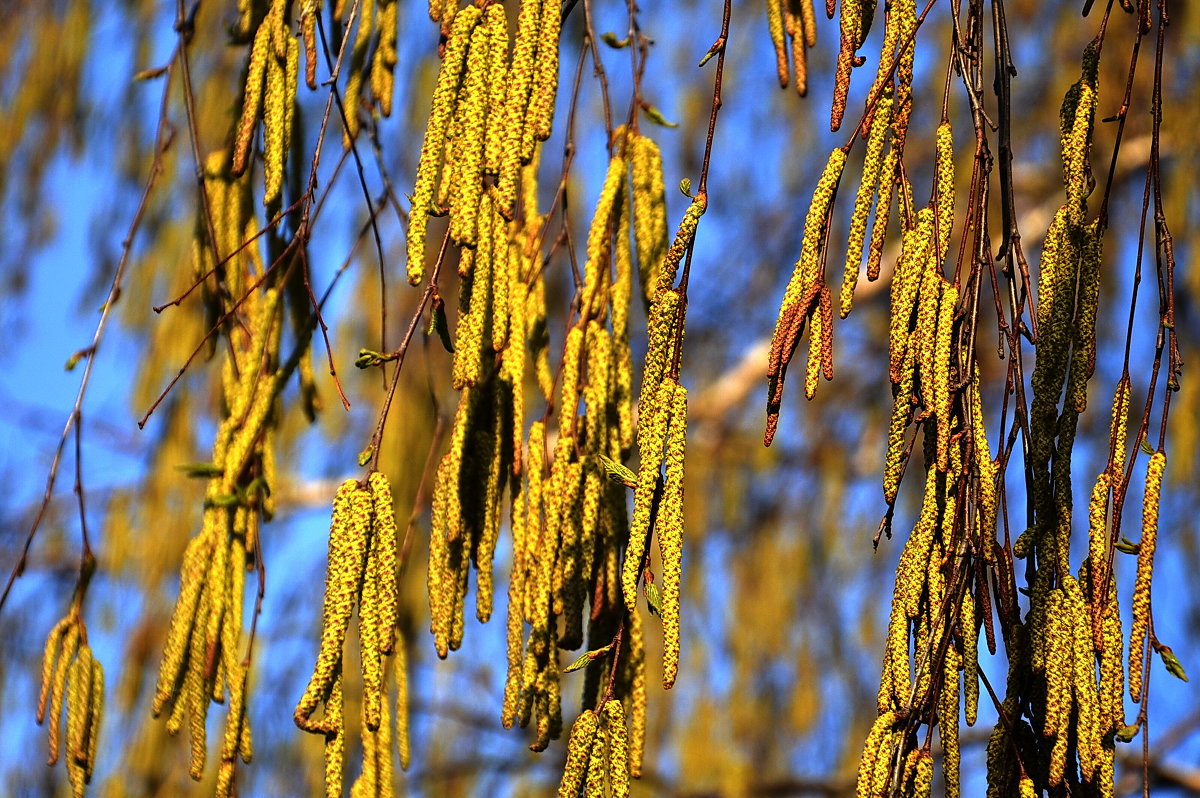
505;246;530;464
784;149;848;305
323;676;345;798
371;0;398;117
1097;565;1125;732
803;287;824;400
627;606;647;777
971;369;998;542
1064;82;1097;221
557;323;586;446
933;122;955;262
623;378;678;611
603;700;631;796
1086;472;1110;601
583;148;628;318
912;749;934;797
1067;222;1103;412
341;0;375;149
233;20;272;177
630;134;668;308
263;34;287;205
866;143;898;281
933;281;957;471
558;710;600;796
490;207;511;352
1107;377;1131;475
407;6;480;284
300;6;319;90
85;656;103;782
897;465;938;621
656;195;708;299
501;566;526;727
520;420;547;619
793;0;816;48
186;580;210;778
526;0;561;149
768;0;788;87
452;194;494;389
360;521;384;734
660;384;687;689
475;381;508;623
448;18;490;247
154;536;210;717
482;4;510;174
877;596;910;712
1066;575;1101;780
438;113;463;217
961;589;980;726
585;725;607;794
790;9;809;96
37;616;71;725
611;190;635;454
295;481;373;728
883;346;916;503
869;726;898;795
369;472;399;654
767;149;847;430
888;208;933;380
941;648;962;797
496;0;542;215
396;632;411;770
1129;450;1165;702
638;289;681;417
46;622;81;765
65;645;93;796
220;664;250;776
841;90;892;317
855;710;897;798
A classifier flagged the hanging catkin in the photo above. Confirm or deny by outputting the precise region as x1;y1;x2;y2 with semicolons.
766;148;846;442
659;384;687;689
407;6;480;285
1129;450;1165;702
841;89;892;317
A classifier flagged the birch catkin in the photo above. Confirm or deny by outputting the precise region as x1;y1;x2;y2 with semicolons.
497;0;543;214
660;384;688;689
630;134;668;308
1130;451;1165;702
841;90;892;317
407;6;480;284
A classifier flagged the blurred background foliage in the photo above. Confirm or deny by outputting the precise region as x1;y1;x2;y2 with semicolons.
0;0;1198;795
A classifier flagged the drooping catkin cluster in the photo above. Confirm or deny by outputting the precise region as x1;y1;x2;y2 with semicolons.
422;120;686;781
156;180;288;790
840;88;892;317
765;0;917;444
844;50;1010;798
984;45;1137;797
830;0;877;131
556;700;632;797
511;132;655;749
765;0;818;96
408;0;563;285
765;147;845;444
294;473;405;796
37;614;104;797
231;0;300;207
